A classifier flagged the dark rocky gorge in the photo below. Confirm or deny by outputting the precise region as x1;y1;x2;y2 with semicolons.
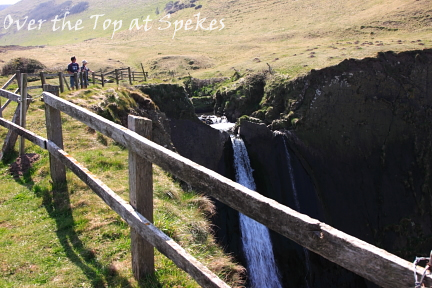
136;49;432;287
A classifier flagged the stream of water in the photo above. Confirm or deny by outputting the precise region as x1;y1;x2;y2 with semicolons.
231;135;283;288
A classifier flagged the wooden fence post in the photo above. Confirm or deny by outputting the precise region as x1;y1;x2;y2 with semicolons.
43;84;59;96
128;115;154;279
74;72;79;90
115;69;119;85
40;71;46;86
19;73;28;156
92;72;95;85
0;104;21;160
45;96;66;184
141;63;147;82
128;67;132;85
16;70;21;91
0;75;28;160
79;72;84;89
101;70;105;87
58;72;65;93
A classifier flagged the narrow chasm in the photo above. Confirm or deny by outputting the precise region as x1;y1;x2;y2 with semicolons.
137;49;432;287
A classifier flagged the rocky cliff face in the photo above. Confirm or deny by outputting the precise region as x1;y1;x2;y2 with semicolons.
136;50;432;287
281;49;432;257
137;84;241;256
138;84;199;122
236;49;432;287
214;72;267;122
239;121;368;287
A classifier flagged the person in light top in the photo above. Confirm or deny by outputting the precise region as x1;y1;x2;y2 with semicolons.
81;60;93;88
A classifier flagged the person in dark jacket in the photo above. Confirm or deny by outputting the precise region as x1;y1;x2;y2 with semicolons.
67;56;80;90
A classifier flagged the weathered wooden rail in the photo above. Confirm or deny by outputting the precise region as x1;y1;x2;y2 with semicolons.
46;67;147;90
0;115;229;288
101;67;148;86
3;65;148;94
0;73;431;287
0;72;31;158
0;84;229;287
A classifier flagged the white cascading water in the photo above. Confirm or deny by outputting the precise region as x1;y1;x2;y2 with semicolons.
231;135;283;288
282;135;311;288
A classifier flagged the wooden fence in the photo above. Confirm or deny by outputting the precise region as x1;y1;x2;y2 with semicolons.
0;73;431;288
0;72;31;158
5;65;148;94
99;66;148;86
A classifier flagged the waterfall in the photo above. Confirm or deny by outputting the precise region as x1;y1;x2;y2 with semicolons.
231;135;283;288
282;135;311;288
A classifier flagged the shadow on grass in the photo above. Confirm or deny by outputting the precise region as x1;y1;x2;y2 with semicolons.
40;183;163;288
13;179;150;287
1;150;19;167
6;152;163;287
42;182;128;287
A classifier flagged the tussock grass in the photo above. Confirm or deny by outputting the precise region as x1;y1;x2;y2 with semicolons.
0;85;245;287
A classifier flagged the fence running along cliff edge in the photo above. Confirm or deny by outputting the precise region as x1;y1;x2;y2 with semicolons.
3;65;148;93
0;73;431;288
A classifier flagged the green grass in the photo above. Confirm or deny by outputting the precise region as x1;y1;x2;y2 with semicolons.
0;1;430;285
0;86;244;287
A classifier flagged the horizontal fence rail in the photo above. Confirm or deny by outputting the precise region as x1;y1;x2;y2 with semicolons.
40;91;432;288
0;116;46;149
1;82;430;288
0;89;20;103
0;115;229;288
0;80;32;158
3;66;147;92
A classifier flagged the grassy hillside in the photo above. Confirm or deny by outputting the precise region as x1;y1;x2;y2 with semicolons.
0;1;431;286
0;82;244;287
0;0;430;79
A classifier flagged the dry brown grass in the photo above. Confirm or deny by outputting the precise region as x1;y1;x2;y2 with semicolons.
0;0;430;80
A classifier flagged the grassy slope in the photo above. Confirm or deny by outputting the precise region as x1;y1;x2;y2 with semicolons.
0;0;431;285
0;82;244;287
0;0;430;79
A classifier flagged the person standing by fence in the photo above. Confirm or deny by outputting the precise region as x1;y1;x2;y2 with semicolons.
67;56;80;90
81;60;92;88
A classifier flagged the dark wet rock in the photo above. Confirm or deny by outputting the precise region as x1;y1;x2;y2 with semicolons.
234;49;432;287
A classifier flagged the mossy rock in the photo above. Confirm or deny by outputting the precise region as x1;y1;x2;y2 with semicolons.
238;115;263;125
190;96;215;113
214;72;268;121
